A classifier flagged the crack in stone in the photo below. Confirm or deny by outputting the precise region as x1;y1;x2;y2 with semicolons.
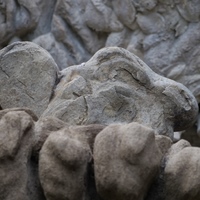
0;66;10;78
25;91;35;101
17;78;26;87
15;78;35;101
81;96;89;125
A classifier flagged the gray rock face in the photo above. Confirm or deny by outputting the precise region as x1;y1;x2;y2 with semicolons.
42;47;198;139
0;42;59;117
0;0;40;47
0;1;200;104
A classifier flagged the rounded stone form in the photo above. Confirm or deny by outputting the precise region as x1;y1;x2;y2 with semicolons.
0;41;59;117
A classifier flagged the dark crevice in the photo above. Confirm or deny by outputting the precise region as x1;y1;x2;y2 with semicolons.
49;72;61;102
144;157;167;200
17;79;26;87
27;155;46;200
72;92;81;98
0;66;10;78
85;160;102;200
25;91;35;101
80;96;89;125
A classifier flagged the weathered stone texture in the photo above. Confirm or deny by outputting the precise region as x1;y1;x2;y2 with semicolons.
0;0;40;47
94;122;162;200
146;139;200;200
42;47;198;139
0;1;200;105
0;0;200;108
0;108;44;200
39;124;105;200
164;146;200;200
0;0;200;196
0;108;199;200
0;42;59;117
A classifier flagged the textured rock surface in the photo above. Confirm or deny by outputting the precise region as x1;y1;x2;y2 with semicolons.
0;1;200;105
39;124;105;200
146;139;200;200
1;1;200;144
0;2;200;196
0;109;44;200
155;135;172;155
0;0;40;47
33;116;68;158
94;122;162;200
0;108;199;200
164;146;200;200
42;47;198;139
0;42;59;117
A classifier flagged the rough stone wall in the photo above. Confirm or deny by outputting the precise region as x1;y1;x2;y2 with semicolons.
1;0;200;103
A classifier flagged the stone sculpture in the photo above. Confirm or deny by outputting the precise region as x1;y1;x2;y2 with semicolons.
0;0;199;102
1;1;200;145
42;46;198;139
0;0;200;198
0;42;199;200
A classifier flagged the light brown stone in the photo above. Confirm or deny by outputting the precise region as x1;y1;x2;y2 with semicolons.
94;122;162;200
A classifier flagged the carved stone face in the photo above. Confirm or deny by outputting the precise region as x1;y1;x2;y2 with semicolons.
42;47;198;139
